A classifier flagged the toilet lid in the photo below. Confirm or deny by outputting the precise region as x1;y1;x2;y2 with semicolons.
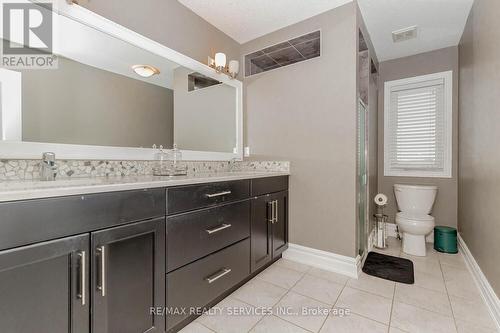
396;212;435;222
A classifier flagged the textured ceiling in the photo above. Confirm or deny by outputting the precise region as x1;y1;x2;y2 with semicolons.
358;0;474;61
178;0;352;44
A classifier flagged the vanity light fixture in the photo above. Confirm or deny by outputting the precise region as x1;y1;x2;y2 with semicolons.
208;52;239;79
132;64;160;78
214;52;226;71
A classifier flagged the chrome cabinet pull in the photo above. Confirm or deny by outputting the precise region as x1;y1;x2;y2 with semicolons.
97;246;106;297
77;251;86;306
271;200;276;224
268;201;274;223
270;200;278;224
206;190;232;198
205;268;232;284
206;223;232;235
275;200;278;224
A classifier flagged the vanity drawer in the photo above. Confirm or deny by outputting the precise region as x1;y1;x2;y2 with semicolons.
251;176;289;196
166;238;250;330
167;201;250;272
166;180;250;215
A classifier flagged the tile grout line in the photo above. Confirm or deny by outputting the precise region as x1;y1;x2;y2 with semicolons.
264;270;319;333
316;279;347;333
245;266;312;333
344;283;395;301
333;282;392;328
387;273;397;333
197;322;217;333
319;271;348;332
439;257;460;333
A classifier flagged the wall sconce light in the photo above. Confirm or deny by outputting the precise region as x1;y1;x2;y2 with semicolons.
208;52;239;79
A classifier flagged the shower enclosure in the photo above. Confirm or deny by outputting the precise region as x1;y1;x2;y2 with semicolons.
357;99;369;257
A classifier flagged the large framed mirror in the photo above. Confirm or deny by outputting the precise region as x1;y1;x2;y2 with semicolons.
0;0;242;160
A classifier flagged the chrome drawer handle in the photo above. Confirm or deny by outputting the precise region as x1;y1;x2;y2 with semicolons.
268;201;274;223
205;268;232;284
97;246;106;297
206;223;232;235
206;191;232;198
77;251;86;306
275;200;278;224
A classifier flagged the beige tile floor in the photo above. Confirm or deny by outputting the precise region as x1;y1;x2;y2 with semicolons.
180;238;498;333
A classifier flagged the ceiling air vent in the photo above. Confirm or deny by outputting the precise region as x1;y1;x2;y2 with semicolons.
392;26;418;43
244;30;321;77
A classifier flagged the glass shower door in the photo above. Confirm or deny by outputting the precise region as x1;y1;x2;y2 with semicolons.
357;100;369;257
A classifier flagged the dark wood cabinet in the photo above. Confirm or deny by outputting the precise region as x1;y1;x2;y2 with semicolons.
167;201;250;272
91;217;165;333
250;191;289;272
272;191;289;258
0;175;288;333
0;234;90;333
166;239;250;331
250;194;273;272
167;180;250;215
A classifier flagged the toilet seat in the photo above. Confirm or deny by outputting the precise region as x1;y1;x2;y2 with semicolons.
396;212;434;222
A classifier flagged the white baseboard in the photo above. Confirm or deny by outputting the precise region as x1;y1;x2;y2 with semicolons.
458;234;500;331
386;223;434;243
282;243;360;279
367;228;375;253
387;223;398;238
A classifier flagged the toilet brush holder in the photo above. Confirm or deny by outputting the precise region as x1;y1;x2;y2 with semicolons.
373;213;388;249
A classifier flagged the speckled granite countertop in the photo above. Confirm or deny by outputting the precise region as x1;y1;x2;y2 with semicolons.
0;171;290;202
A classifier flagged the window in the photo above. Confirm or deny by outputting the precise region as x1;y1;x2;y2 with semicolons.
384;71;452;178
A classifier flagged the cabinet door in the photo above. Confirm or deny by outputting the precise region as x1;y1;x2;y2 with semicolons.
272;191;289;258
92;217;166;333
250;194;273;272
0;234;89;333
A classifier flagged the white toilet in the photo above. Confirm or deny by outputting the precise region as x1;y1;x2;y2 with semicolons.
394;184;438;256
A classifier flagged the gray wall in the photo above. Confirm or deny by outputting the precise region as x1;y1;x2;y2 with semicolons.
377;47;459;228
80;0;240;65
173;67;236;152
459;0;500;296
242;3;358;257
21;56;173;148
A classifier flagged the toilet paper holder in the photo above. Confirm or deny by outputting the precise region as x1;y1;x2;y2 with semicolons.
373;193;388;249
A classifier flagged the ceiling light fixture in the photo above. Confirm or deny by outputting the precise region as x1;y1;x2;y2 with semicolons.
208;52;239;79
132;64;160;78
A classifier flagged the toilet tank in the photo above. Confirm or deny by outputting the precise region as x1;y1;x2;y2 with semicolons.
393;184;438;215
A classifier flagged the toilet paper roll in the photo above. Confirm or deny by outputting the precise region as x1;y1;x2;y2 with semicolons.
374;193;388;206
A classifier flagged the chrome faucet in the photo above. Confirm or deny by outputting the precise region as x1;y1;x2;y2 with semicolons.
41;152;57;181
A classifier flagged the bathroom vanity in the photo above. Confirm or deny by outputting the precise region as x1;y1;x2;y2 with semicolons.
0;2;284;331
0;173;289;333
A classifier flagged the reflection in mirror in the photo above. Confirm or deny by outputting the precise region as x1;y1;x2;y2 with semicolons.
0;10;237;154
174;68;236;152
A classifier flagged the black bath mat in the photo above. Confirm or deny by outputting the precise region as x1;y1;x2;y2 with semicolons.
362;252;414;284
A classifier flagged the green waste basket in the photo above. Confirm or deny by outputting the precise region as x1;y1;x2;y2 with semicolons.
434;226;458;254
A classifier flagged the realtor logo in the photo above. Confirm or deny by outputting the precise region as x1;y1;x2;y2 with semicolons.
1;1;57;69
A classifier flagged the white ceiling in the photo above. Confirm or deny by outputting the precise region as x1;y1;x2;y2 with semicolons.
358;0;474;61
177;0;353;44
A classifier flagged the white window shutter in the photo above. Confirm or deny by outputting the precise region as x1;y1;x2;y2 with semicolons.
384;72;452;178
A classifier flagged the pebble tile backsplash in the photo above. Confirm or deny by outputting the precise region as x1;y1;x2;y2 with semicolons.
0;160;289;181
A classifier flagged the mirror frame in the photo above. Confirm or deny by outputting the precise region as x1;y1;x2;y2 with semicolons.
0;0;243;161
